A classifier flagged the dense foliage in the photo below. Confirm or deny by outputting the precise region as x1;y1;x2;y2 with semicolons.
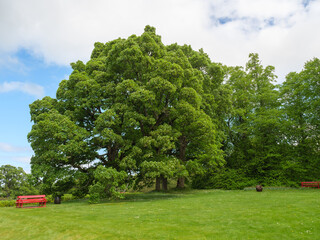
195;56;320;189
25;26;320;198
279;58;320;182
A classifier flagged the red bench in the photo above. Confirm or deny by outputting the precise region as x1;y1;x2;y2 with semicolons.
16;195;47;208
301;182;320;188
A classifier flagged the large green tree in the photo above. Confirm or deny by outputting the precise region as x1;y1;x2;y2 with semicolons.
28;26;225;194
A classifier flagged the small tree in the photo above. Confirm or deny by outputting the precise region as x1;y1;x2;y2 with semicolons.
89;166;127;203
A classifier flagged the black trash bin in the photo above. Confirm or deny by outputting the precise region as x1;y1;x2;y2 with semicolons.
54;196;61;204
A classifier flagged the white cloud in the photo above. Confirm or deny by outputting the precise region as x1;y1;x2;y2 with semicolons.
0;143;32;172
0;155;31;173
0;81;44;98
0;0;319;82
11;156;31;164
0;53;28;73
0;142;32;153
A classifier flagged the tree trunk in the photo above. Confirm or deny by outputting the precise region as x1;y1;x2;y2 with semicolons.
107;145;119;168
161;176;168;191
179;136;187;163
155;177;161;191
177;135;187;189
176;177;185;189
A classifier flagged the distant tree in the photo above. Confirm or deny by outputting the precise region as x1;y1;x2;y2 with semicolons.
193;56;320;189
0;165;38;198
280;58;320;181
225;53;282;182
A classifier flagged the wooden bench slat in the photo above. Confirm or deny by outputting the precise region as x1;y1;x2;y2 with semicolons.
301;182;320;188
17;195;46;199
18;199;45;203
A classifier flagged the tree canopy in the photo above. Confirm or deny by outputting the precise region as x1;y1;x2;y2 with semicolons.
27;26;320;198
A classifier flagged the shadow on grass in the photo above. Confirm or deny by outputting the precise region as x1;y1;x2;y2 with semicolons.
122;191;181;202
48;191;184;206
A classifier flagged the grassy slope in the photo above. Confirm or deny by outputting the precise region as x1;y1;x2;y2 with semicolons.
1;189;320;239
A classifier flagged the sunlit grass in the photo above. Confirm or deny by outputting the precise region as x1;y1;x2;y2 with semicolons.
1;189;320;239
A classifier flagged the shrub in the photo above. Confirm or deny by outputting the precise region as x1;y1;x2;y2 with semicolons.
61;194;74;201
191;167;301;190
192;169;258;190
0;200;15;207
88;183;105;204
46;195;54;203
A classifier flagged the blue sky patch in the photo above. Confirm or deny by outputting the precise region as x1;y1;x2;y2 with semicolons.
0;49;72;172
218;17;233;25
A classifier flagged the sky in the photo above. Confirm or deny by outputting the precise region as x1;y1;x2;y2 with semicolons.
0;0;319;173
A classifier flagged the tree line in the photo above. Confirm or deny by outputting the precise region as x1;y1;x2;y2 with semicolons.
2;26;319;201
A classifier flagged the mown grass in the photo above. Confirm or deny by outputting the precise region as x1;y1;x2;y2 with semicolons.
1;189;320;239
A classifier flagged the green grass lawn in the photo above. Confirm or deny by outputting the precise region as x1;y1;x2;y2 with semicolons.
1;189;320;239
